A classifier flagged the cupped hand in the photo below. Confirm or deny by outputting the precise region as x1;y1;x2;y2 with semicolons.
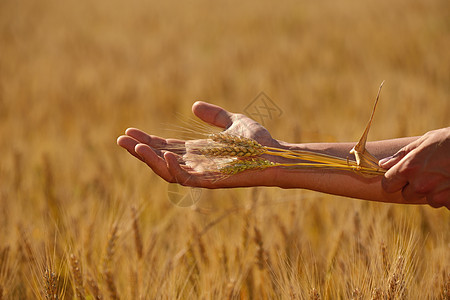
380;127;450;209
117;101;280;188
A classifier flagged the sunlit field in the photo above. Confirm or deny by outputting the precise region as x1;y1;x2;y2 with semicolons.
0;0;449;298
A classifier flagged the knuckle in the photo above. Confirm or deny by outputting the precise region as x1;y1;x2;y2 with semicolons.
381;177;392;192
427;189;450;209
401;183;426;202
414;172;447;193
395;149;408;159
413;176;439;194
398;159;416;173
382;171;407;193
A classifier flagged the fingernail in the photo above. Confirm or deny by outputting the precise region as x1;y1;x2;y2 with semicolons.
379;156;392;166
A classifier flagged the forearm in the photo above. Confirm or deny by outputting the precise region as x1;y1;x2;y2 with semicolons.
277;136;419;160
269;136;426;203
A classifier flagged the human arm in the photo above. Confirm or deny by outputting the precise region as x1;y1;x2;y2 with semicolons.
117;101;426;204
272;138;423;203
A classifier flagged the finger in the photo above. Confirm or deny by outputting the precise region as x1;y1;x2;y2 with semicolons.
126;128;186;155
427;188;450;209
119;135;170;159
379;149;408;169
126;128;185;147
117;135;143;161
381;144;423;193
379;136;424;169
382;165;409;193
192;101;233;129
134;144;174;182
401;183;426;202
165;152;204;187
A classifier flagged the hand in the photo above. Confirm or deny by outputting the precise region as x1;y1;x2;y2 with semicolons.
380;127;450;209
117;101;281;188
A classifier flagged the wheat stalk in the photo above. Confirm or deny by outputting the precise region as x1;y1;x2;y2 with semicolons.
102;223;120;300
0;246;11;300
253;225;267;271
131;206;143;260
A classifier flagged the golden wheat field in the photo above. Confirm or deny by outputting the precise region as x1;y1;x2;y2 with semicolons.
0;0;449;298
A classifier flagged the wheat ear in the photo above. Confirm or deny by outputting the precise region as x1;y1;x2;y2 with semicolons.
69;253;85;300
102;223;120;300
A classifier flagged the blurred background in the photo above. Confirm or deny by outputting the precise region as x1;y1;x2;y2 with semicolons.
0;0;448;298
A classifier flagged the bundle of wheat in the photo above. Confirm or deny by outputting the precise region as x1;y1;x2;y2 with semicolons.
178;82;387;179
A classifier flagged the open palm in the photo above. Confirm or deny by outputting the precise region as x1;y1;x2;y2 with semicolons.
117;101;280;188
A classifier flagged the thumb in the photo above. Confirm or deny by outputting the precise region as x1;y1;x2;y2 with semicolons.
379;137;422;169
379;149;408;169
192;101;233;129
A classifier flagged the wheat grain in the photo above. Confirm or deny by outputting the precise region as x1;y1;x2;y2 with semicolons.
199;133;266;157
209;133;265;150
102;223;120;300
43;268;58;300
84;220;95;266
69;253;85;300
221;244;229;278
242;210;252;250
274;215;289;245
42;155;60;224
371;287;382;300
200;145;262;157
309;288;321;300
254;226;267;271
352;288;362;300
386;255;406;300
18;225;36;265
381;241;390;276
0;245;10;276
102;223;119;273
0;246;12;300
245;266;255;299
184;246;200;295
104;269;120;300
442;269;449;300
129;266;138;300
191;224;209;265
289;284;299;300
225;278;236;300
86;272;102;300
219;158;274;175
